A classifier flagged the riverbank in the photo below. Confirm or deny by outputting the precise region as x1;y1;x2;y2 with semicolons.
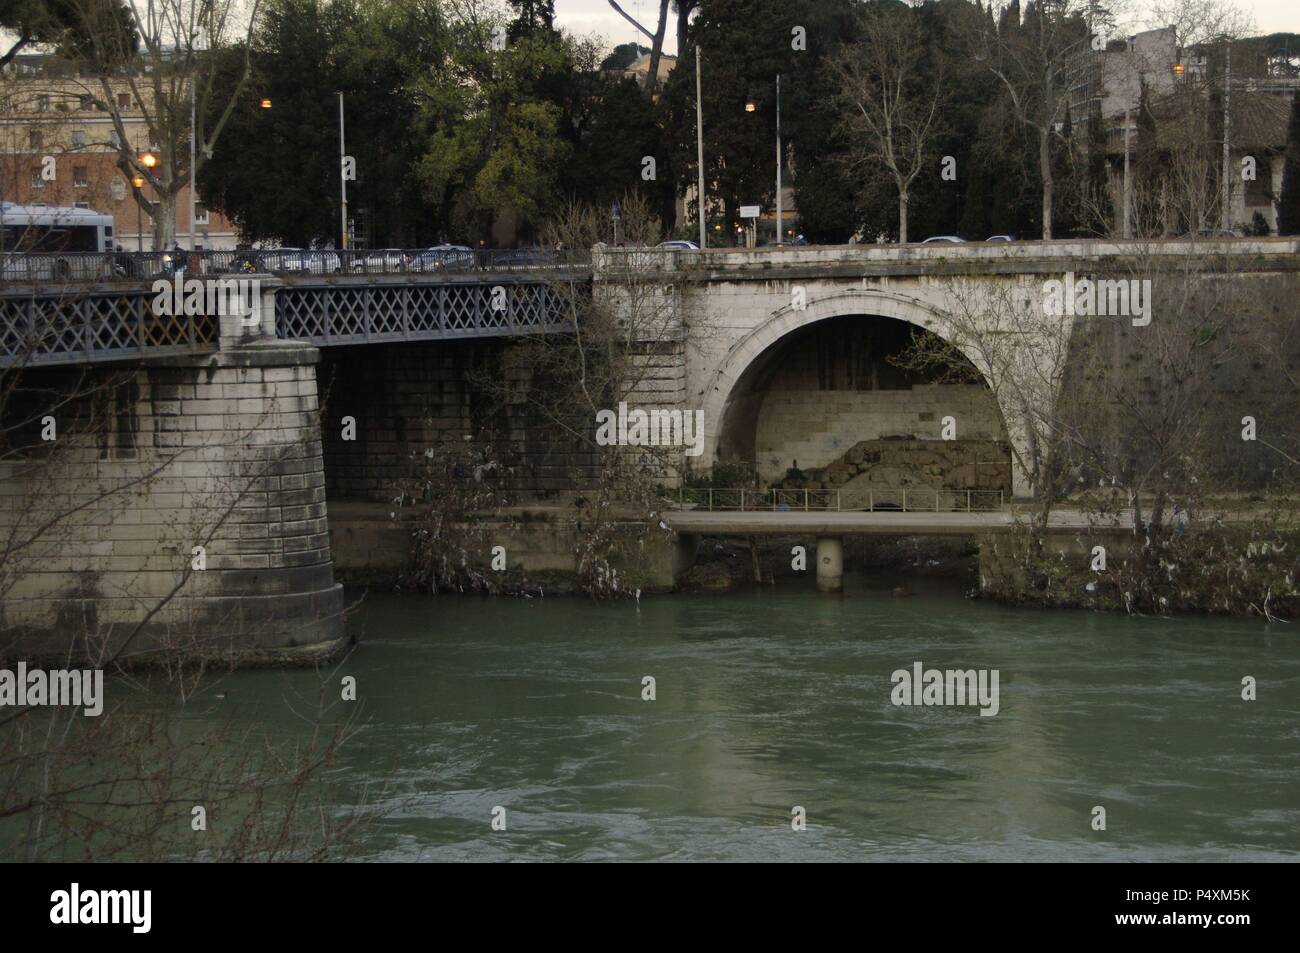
327;499;1296;621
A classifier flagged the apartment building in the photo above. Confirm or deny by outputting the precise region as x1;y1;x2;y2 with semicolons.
0;53;237;250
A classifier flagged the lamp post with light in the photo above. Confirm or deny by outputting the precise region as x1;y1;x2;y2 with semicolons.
131;174;145;252
137;148;158;251
745;75;783;247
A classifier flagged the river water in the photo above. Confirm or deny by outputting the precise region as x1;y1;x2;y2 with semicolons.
209;574;1300;861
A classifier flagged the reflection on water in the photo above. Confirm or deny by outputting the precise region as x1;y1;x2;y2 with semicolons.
189;574;1300;861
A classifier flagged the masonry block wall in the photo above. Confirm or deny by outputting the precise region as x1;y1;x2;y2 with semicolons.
713;314;1009;484
319;338;688;502
0;345;345;664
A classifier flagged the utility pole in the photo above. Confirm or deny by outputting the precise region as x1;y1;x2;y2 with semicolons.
1123;105;1132;238
189;76;197;251
338;92;349;250
775;73;782;246
1221;41;1232;230
696;46;706;249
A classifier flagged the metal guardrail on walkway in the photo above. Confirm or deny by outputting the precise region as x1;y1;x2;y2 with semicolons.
274;278;578;345
1;248;591;282
1;273;582;365
0;287;216;366
672;487;1007;512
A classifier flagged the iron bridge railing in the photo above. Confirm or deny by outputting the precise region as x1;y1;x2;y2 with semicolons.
275;278;580;345
670;487;1008;512
0;288;216;367
0;248;591;283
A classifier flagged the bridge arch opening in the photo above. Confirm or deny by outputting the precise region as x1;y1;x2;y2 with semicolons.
712;312;1013;499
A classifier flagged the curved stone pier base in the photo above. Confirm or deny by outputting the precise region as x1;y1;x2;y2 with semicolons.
0;343;346;667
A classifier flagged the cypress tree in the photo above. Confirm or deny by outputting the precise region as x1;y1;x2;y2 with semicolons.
1277;91;1300;235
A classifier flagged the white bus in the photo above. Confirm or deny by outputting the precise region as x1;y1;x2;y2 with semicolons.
0;202;117;281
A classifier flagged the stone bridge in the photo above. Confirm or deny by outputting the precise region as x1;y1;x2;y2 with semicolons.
1;239;1296;662
597;238;1300;497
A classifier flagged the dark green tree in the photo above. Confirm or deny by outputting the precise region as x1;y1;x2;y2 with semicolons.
199;0;445;247
661;0;847;243
601;42;649;71
1277;90;1300;235
572;77;673;218
0;0;136;68
507;0;555;38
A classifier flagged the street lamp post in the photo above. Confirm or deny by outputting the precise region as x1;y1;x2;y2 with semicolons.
1221;41;1232;230
132;174;145;252
746;77;784;246
338;92;349;250
138;149;158;250
775;73;782;246
695;46;706;249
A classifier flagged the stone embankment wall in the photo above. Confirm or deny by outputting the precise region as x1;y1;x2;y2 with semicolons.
319;339;689;501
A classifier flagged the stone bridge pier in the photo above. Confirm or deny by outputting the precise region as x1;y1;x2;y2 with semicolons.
0;277;345;665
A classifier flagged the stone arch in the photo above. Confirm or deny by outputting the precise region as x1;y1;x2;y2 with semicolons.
698;288;1030;495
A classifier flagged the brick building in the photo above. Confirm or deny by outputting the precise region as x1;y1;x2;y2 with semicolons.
0;53;237;250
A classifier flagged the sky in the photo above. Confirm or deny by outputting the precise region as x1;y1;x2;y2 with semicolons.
554;0;1300;57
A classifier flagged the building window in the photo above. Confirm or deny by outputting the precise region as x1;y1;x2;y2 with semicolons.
111;179;126;201
71;130;86;148
28;130;42;149
1245;172;1272;208
36;94;49;112
78;94;93;111
74;201;90;209
31;167;45;189
194;203;209;224
117;92;131;110
73;165;88;187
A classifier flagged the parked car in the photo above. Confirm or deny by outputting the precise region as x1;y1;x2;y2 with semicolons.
921;235;966;243
261;247;343;274
412;244;476;271
657;240;699;250
348;248;409;272
1183;228;1241;239
493;248;559;267
259;248;308;273
985;234;1017;242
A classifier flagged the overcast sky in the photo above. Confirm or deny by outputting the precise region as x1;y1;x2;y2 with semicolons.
556;0;1299;56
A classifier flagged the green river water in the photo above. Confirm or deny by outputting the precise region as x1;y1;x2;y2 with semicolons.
194;573;1299;862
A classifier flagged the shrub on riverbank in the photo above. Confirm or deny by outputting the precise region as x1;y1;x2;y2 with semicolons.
981;517;1299;619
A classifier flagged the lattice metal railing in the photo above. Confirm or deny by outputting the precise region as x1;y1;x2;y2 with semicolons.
1;276;580;365
275;278;577;345
669;487;1008;512
0;289;217;367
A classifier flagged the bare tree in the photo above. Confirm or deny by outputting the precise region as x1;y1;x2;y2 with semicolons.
44;0;265;248
607;0;670;95
417;193;706;598
978;0;1105;239
0;280;375;859
827;2;944;244
1142;0;1255;50
898;244;1299;615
